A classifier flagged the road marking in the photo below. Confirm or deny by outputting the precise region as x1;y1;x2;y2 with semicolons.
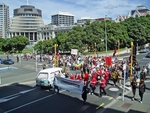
0;88;36;103
109;97;113;100
4;90;65;113
96;103;104;109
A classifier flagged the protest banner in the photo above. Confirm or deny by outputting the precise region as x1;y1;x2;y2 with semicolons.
54;76;84;94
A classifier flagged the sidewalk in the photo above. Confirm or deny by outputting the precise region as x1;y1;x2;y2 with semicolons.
102;76;150;113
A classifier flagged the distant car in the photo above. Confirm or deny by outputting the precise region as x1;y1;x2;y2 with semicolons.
138;48;149;53
0;58;4;64
145;52;150;58
3;59;14;65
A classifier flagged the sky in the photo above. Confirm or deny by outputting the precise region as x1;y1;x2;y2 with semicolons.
1;0;150;24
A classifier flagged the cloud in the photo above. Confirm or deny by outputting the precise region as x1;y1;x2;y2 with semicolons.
1;0;150;24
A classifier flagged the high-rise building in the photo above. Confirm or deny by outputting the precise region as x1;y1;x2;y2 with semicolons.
8;5;44;45
51;11;74;26
0;3;9;38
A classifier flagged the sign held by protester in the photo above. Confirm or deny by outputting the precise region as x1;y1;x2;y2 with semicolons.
54;76;84;94
71;49;78;55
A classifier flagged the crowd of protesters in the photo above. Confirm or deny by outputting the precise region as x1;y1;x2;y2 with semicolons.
23;52;148;103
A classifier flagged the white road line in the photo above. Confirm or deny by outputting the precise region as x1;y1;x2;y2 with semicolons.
4;90;64;113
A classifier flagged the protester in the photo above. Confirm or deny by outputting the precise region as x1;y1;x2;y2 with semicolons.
84;70;89;82
139;79;146;103
140;69;146;80
89;77;97;95
131;78;137;101
82;81;88;104
99;76;107;97
43;62;46;70
111;69;118;86
53;74;59;93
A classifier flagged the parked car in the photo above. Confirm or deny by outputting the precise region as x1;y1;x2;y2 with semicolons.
138;48;149;53
3;59;14;65
145;52;150;58
0;58;4;64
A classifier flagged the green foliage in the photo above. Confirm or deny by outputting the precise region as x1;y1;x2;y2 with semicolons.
1;36;29;53
121;15;150;46
33;15;150;53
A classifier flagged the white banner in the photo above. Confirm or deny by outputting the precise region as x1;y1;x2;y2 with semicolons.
71;49;78;55
54;76;84;94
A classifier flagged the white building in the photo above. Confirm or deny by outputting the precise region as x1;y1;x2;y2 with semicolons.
51;11;74;26
77;17;95;27
37;24;75;41
8;5;44;45
0;3;9;38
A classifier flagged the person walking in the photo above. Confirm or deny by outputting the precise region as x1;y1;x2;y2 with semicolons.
111;70;118;86
89;77;97;95
140;69;146;81
99;76;107;97
139;79;146;103
131;78;137;101
16;55;19;62
43;62;46;70
82;81;88;104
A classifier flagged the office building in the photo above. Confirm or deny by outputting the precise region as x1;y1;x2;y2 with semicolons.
51;11;74;26
0;3;9;38
8;5;44;45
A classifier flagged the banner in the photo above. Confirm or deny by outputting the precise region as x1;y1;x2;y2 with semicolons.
71;49;78;55
105;56;112;66
54;76;84;94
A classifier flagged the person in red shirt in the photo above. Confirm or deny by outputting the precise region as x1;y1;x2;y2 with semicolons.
70;74;75;80
84;71;89;82
76;73;81;80
99;76;107;97
104;70;109;86
91;70;97;79
89;78;97;95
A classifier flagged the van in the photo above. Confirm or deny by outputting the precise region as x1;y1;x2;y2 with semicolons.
36;67;65;88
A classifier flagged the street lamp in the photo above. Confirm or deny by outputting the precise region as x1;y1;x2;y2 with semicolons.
105;15;108;56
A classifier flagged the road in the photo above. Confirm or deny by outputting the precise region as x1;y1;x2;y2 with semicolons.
0;52;150;113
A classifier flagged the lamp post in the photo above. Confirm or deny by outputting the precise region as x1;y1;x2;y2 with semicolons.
105;15;108;56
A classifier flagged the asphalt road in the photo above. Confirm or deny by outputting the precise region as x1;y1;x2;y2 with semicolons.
0;52;150;113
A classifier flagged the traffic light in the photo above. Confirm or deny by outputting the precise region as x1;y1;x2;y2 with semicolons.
132;45;136;62
133;45;137;55
56;46;59;53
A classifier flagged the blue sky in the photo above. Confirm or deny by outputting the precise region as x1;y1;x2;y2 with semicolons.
1;0;150;24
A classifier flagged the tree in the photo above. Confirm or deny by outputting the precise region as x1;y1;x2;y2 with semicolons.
11;36;30;53
0;37;5;51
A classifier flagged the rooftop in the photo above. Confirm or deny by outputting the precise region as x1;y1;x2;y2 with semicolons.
52;11;74;16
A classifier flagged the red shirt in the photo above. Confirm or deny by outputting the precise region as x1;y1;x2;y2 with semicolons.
70;75;75;80
100;79;106;88
76;74;81;80
84;73;89;81
92;72;97;79
104;72;109;80
90;78;97;87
